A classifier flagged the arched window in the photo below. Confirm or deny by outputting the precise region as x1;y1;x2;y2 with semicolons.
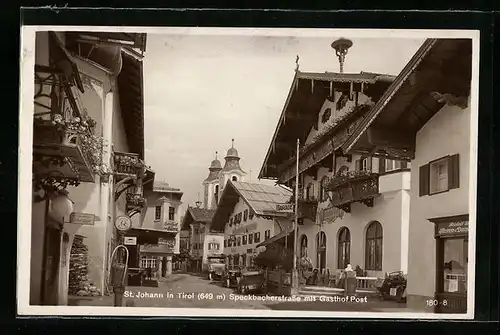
300;235;308;257
365;221;383;270
316;231;327;271
320;176;329;202
214;184;219;204
337;227;351;269
232;176;238;181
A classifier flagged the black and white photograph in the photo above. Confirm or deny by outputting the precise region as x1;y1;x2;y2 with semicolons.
17;26;479;319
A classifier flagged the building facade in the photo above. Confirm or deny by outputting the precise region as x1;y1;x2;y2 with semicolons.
123;181;183;278
342;38;473;313
210;181;293;268
181;207;216;272
30;31;147;305
259;61;412;280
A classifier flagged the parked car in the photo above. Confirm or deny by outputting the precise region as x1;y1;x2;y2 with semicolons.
221;266;242;288
376;271;407;303
208;258;226;280
237;270;266;295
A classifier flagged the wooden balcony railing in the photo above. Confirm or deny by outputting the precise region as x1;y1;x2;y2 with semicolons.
326;171;379;213
289;192;318;222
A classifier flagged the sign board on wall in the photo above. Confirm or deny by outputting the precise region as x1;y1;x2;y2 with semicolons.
70;212;96;225
435;220;469;237
124;236;137;246
276;203;294;213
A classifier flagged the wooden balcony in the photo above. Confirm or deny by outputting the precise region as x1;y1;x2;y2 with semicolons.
32;64;96;186
113;151;145;179
326;171;380;213
33;120;96;183
289;192;319;222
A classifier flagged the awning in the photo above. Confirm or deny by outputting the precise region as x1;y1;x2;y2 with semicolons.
126;227;176;245
256;228;295;248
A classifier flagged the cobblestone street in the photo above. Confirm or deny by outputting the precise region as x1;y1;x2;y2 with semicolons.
69;272;413;312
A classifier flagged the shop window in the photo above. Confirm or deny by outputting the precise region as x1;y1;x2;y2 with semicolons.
265;230;271;240
168;206;175;221
419;154;460;196
365;221;383;271
254;232;261;243
337;227;351;269
300;235;308;258
441;238;468;293
249;233;254;244
155;205;161;220
244;209;248;221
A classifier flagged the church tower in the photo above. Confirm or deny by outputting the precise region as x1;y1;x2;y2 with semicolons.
202;151;222;209
219;139;246;195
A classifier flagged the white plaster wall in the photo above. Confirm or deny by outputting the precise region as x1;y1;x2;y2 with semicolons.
407;103;471;301
223;197;277;259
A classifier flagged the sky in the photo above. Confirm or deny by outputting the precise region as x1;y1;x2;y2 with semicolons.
141;31;425;214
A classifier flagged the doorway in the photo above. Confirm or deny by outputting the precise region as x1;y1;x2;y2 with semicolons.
316;231;327;272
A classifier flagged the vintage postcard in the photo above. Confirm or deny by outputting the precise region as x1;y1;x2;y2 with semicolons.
17;26;479;319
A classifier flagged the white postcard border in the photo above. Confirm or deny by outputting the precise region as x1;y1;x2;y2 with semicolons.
17;26;480;319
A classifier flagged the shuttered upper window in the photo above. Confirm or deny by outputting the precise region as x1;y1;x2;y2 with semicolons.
419;154;460;196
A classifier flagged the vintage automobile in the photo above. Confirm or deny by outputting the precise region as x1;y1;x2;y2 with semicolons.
237;269;266;295
207;255;226;281
221;266;242;288
376;271;407;303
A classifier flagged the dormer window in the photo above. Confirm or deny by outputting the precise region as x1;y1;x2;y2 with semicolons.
336;93;348;110
321;108;332;124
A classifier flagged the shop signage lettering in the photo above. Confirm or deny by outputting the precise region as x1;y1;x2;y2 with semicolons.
436;220;469;237
124;236;137;246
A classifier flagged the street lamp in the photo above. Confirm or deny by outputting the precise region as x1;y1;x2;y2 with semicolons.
331;38;353;73
48;191;74;223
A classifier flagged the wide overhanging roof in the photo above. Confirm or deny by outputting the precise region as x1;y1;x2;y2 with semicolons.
211;181;292;232
181;207;216;231
118;51;145;159
341;38;472;159
259;71;395;180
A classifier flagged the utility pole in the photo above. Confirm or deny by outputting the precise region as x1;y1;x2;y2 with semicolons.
292;138;300;290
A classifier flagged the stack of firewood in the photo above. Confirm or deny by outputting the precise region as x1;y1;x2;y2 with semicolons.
68;235;100;296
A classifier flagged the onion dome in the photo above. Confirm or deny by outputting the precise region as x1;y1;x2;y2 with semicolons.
204;151;222;183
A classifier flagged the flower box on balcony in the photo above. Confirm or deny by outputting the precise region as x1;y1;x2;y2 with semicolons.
113;151;145;178
33;119;96;183
326;171;379;212
126;193;146;209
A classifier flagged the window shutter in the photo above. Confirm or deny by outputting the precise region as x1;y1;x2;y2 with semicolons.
448;154;460;189
378;158;386;173
355;159;361;171
400;161;408;169
419;164;430;196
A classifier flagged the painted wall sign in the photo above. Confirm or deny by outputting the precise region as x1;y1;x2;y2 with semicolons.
233;222;258;235
276;203;294;213
70;212;96;225
320;206;345;224
435;220;469;237
124;236;137;246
